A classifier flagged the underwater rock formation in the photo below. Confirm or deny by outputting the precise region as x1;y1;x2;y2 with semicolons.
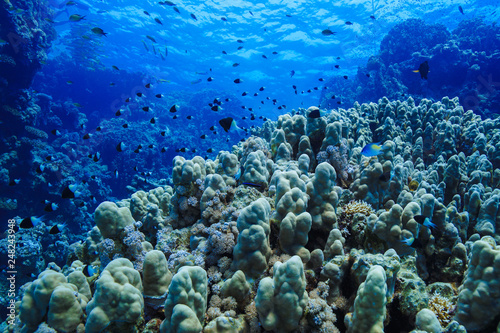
8;96;500;332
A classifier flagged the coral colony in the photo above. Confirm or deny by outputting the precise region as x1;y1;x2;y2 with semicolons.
1;0;500;332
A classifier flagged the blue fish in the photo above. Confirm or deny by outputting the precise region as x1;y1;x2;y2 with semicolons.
414;215;437;229
361;142;383;157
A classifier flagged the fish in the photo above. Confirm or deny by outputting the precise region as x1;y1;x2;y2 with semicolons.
221;17;227;21
190;13;197;20
413;61;429;79
49;223;66;234
343;75;348;79
219;117;245;136
200;134;206;139
249;11;253;16
136;92;143;97
322;29;335;36
51;129;61;135
290;70;295;77
272;51;278;54
116;142;126;152
82;265;98;277
211;105;222;112
222;50;227;54
73;102;83;108
186;115;193;119
345;21;353;25
335;65;340;68
66;1;77;5
459;6;464;14
115;110;122;116
413;215;437;229
361;142;383;157
20;216;44;228
170;104;178;113
61;184;81;198
233;63;240;67
144;10;150;16
44;202;59;212
259;87;265;91
69;14;85;21
241;182;265;191
155;94;163;98
370;15;375;19
92;152;101;162
234;166;243;180
142;106;149;112
83;133;91;140
379;170;394;182
122;124;128;128
262;54;267;59
400;236;423;248
36;164;45;174
112;65;119;70
161;147;167;153
207;77;214;82
155;18;163;25
91;27;107;36
145;83;151;88
234;78;242;83
173;7;180;13
150;117;156;124
237;46;243;50
114;169;119;179
146;35;156;43
207;148;213;153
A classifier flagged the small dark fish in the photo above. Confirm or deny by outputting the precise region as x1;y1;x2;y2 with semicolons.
69;14;85;21
322;29;335;36
20;216;44;229
234;78;241;83
290;70;295;77
155;18;163;25
51;129;61;135
370;15;375;19
112;65;120;70
241;182;265;191
36;164;45;174
413;215;437;229
49;224;65;234
458;6;464;14
200;134;206;139
173;115;178;119
237;46;243;50
219;117;234;132
237;39;243;43
125;97;130;102
61;184;81;199
155;94;163;98
262;54;267;59
83;265;98;277
249;11;253;16
145;83;151;88
91;27;107;36
345;21;353;25
142;106;149;112
122;123;128;128
308;109;322;119
207;148;213;153
210;126;215;131
116;142;126;152
147;35;156;43
379;171;393;182
150;117;156;124
366;73;370;77
414;61;429;80
160;131;166;136
221;17;227;21
83;133;91;140
233;63;240;67
207;77;214;82
136;92;143;97
173;7;180;13
44;202;58;212
222;50;227;54
96;126;102;131
190;13;197;20
335;65;340;68
272;51;278;54
144;10;150;16
187;115;193;119
242;92;248;96
115;110;122;116
161;147;167;153
343;75;348;79
170;104;178;113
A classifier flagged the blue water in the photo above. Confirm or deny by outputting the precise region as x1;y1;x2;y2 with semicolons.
1;0;500;329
